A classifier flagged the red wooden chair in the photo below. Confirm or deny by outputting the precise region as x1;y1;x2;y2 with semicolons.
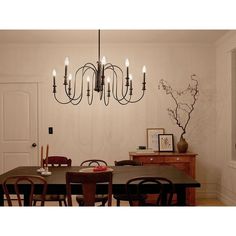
33;155;72;206
76;159;109;206
66;171;113;206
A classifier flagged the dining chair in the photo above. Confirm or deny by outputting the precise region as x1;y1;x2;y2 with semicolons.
126;177;174;206
76;159;109;206
113;159;143;206
33;155;72;206
66;171;113;206
2;175;47;206
80;159;107;166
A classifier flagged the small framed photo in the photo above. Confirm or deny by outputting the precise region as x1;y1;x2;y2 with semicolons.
158;134;174;152
146;128;165;151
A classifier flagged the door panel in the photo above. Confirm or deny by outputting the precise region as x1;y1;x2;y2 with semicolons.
3;91;30;140
3;152;30;173
0;83;38;174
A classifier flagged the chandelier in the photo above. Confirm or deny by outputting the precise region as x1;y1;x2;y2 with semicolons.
52;30;147;106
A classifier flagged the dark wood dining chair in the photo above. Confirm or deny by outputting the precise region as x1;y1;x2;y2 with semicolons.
114;160;143;206
126;177;174;206
2;175;47;206
66;171;113;206
76;159;109;206
33;156;72;206
80;159;107;167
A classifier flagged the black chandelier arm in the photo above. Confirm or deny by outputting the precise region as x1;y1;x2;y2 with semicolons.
114;93;132;105
53;93;74;105
104;64;129;102
107;64;146;104
69;64;97;103
70;67;96;105
83;62;97;71
117;82;145;104
109;64;129;98
127;89;145;103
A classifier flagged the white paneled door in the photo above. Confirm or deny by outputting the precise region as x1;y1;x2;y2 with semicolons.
0;83;38;174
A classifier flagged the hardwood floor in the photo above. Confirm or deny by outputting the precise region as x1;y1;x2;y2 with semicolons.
43;197;225;206
196;198;225;206
6;197;225;206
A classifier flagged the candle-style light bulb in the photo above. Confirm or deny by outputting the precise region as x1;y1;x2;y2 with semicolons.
129;74;133;81
68;74;72;81
65;57;69;66
101;56;106;65
142;65;146;74
87;76;90;83
125;58;129;67
107;76;110;85
52;69;56;77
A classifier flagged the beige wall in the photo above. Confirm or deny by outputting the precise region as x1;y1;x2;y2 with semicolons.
0;37;217;199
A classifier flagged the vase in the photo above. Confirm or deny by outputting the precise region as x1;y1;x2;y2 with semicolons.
177;136;188;153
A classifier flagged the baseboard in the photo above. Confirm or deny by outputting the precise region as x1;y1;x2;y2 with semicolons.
194;182;236;206
216;184;236;206
195;182;218;199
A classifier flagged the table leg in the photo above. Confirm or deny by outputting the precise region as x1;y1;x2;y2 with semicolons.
23;193;30;206
176;187;186;206
0;193;4;206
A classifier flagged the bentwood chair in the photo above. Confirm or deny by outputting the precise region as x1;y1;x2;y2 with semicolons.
76;159;109;206
66;171;113;206
33;156;72;206
2;175;47;206
126;177;174;206
114;160;143;206
80;159;107;167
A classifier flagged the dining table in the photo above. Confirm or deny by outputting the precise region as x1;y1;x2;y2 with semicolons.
0;165;200;206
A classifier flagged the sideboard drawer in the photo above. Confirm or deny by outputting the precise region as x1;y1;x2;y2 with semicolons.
164;156;190;163
133;156;164;164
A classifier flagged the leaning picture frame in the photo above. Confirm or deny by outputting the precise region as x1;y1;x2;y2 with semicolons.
146;128;165;151
158;134;174;152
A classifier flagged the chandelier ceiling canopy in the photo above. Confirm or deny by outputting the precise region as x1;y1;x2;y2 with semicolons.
52;30;147;106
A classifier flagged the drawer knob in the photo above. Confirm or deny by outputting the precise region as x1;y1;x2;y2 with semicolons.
150;158;153;161
177;157;180;161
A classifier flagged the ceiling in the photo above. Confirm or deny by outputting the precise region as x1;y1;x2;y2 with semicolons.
0;30;229;44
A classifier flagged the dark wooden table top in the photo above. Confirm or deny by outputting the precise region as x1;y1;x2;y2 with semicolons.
0;165;200;206
0;165;200;187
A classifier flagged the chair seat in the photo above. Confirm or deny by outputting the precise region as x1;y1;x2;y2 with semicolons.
76;194;108;204
113;194;146;201
33;194;66;201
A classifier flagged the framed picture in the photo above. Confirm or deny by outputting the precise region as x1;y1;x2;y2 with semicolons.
158;134;174;152
146;128;165;151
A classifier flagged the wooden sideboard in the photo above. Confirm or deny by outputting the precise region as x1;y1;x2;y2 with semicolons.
129;151;197;206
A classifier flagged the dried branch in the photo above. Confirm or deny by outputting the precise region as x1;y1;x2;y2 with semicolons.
158;74;199;138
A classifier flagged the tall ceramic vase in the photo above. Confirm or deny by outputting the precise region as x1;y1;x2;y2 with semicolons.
177;136;188;153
